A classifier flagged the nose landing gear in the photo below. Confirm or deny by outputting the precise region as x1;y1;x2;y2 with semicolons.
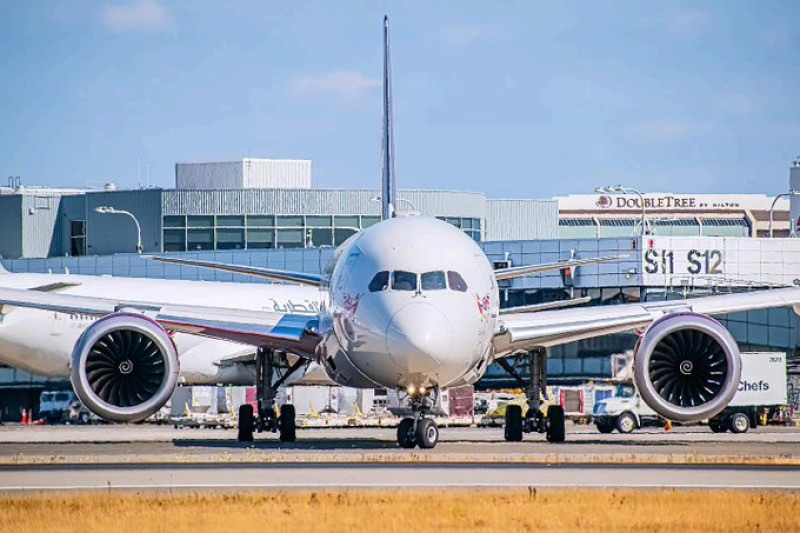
496;348;566;443
396;390;440;449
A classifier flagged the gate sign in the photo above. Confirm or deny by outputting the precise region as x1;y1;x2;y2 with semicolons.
639;236;800;288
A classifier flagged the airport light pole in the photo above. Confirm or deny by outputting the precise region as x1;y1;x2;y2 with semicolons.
595;185;648;236
768;190;800;238
95;206;143;253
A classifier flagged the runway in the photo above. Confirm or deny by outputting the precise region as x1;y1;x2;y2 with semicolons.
1;462;798;491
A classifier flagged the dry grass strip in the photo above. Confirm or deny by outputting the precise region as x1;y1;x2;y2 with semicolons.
1;489;798;532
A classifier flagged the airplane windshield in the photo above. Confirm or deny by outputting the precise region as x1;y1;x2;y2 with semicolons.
392;271;417;291
447;271;468;292
368;271;390;292
421;271;446;291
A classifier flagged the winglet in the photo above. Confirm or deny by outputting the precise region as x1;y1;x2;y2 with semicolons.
380;15;396;220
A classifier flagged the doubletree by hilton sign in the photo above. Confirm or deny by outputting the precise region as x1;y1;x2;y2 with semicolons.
594;195;742;210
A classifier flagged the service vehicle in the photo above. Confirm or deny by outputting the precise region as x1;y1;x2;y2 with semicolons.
39;390;93;424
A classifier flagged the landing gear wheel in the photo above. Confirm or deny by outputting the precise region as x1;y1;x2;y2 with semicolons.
416;418;439;449
546;405;566;443
596;423;614;434
238;404;255;442
709;420;727;433
616;412;636;434
504;405;523;442
397;418;416;448
279;404;296;442
729;412;749;434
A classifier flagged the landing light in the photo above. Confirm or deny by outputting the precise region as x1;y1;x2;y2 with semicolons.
419;386;427;395
407;385;416;395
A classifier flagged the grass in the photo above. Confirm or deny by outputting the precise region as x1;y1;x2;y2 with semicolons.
1;489;798;532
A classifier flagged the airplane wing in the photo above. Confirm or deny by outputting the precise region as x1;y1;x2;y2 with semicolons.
499;296;592;314
0;287;320;357
494;256;622;281
146;256;323;286
493;287;800;356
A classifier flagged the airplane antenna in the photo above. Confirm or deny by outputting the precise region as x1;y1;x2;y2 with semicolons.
380;15;397;220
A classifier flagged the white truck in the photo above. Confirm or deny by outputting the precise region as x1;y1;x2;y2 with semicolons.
39;390;93;424
593;352;787;434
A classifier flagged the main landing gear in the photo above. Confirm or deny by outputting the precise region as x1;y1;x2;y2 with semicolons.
238;348;306;443
496;348;566;443
396;391;440;449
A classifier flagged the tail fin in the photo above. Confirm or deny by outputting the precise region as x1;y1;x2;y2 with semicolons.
0;262;7;274
380;15;396;220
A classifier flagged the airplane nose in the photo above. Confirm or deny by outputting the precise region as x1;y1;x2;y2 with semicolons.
385;303;452;373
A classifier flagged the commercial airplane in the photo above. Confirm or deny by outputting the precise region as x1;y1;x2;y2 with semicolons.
2;17;800;449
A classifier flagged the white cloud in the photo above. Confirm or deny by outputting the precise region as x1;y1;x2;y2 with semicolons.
440;24;490;46
660;9;710;35
628;119;712;141
103;0;172;32
288;71;380;103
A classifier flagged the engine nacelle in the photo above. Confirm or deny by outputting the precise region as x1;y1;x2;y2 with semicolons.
633;312;741;422
70;313;179;422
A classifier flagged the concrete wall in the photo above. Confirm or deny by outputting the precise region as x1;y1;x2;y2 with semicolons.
486;199;559;241
176;160;312;190
176;161;243;189
21;195;63;258
161;188;486;218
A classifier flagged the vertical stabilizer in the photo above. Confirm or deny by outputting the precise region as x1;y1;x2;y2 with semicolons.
0;262;7;274
380;15;397;220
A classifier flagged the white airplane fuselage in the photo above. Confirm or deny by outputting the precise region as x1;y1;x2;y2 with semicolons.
320;216;500;391
0;216;499;394
0;275;318;383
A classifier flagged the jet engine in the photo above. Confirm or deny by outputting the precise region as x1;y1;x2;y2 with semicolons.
633;312;741;422
70;313;179;422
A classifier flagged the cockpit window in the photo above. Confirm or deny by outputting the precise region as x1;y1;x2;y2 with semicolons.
368;271;390;292
421;271;446;291
392;271;417;291
447;271;468;292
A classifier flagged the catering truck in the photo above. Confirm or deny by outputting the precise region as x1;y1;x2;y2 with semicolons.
593;352;787;434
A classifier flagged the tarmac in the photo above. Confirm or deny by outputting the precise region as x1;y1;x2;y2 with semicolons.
1;423;798;466
1;424;798;491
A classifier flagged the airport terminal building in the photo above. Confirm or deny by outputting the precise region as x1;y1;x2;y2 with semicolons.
1;160;799;419
1;160;798;261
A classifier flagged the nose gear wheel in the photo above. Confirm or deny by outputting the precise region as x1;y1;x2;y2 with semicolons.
395;389;440;449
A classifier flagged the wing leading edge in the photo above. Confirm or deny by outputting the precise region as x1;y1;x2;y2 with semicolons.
146;256;324;286
494;256;622;281
493;287;800;357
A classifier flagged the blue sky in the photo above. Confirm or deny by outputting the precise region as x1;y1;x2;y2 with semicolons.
1;1;798;197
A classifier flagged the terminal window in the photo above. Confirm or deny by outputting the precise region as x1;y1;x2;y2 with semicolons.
162;214;477;252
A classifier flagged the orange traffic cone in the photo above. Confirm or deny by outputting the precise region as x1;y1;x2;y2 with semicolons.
20;409;27;425
664;420;673;432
